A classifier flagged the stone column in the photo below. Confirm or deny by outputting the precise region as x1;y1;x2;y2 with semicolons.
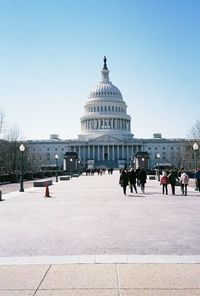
113;145;115;161
98;146;100;161
103;145;105;161
108;145;110;161
117;145;120;159
92;145;94;159
122;145;124;159
83;146;86;161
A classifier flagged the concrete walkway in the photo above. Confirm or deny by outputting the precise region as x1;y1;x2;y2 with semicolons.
0;171;200;295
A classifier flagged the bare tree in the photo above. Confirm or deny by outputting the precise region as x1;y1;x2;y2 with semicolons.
1;125;22;173
0;109;5;135
189;120;200;141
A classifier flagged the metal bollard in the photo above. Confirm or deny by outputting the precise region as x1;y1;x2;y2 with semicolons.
0;191;2;201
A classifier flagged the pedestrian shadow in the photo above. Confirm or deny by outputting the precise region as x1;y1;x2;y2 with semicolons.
126;194;146;198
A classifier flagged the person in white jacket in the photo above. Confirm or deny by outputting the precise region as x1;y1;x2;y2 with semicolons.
180;171;189;196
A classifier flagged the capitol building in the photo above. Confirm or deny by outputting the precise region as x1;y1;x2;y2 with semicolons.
27;58;190;171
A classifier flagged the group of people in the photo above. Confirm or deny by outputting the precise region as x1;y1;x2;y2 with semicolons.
119;167;200;196
160;170;189;196
119;167;147;195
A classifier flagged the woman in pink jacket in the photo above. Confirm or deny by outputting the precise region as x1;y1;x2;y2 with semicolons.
180;171;189;196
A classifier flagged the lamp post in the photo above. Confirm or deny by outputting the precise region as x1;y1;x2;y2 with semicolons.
78;160;81;175
70;158;73;176
141;157;144;168
19;143;25;192
156;153;160;181
193;142;199;190
130;156;134;167
55;154;59;182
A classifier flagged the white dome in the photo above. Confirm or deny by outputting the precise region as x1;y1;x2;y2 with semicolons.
89;82;123;101
79;57;133;141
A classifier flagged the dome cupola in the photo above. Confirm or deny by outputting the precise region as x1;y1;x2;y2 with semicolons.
79;57;133;140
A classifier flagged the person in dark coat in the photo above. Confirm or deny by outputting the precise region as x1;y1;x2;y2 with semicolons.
168;170;178;195
119;169;129;195
138;168;147;193
195;168;200;192
128;168;137;194
136;167;141;187
178;167;185;194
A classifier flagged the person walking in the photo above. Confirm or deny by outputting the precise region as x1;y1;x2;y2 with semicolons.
119;169;129;195
136;166;141;187
195;168;200;192
168;170;178;195
178;167;185;195
128;168;137;194
138;168;147;193
180;171;189;196
160;172;169;195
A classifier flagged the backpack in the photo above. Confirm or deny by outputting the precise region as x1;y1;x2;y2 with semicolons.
161;175;169;185
182;174;189;184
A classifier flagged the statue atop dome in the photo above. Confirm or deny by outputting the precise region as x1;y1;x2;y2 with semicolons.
103;56;108;70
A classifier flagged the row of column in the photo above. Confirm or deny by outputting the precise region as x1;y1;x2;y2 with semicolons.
70;145;140;162
81;118;131;131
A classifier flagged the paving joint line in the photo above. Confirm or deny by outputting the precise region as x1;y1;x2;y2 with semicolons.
33;264;51;296
2;255;200;265
116;264;121;296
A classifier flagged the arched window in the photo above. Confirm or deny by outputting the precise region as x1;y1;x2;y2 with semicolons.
104;106;107;111
115;106;117;112
108;106;110;112
97;106;99;112
112;106;114;112
101;106;103;112
94;107;96;112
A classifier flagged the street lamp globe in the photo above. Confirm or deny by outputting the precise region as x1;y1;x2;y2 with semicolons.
55;154;59;159
156;153;160;159
193;142;199;151
19;143;25;152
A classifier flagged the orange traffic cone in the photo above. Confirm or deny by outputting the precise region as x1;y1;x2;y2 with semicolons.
44;184;50;197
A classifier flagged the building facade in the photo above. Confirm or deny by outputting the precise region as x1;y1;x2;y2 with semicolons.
27;58;192;171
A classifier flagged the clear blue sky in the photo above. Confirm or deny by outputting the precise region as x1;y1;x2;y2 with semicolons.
0;0;199;140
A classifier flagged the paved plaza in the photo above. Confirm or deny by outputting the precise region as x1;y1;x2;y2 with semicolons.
0;171;200;295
